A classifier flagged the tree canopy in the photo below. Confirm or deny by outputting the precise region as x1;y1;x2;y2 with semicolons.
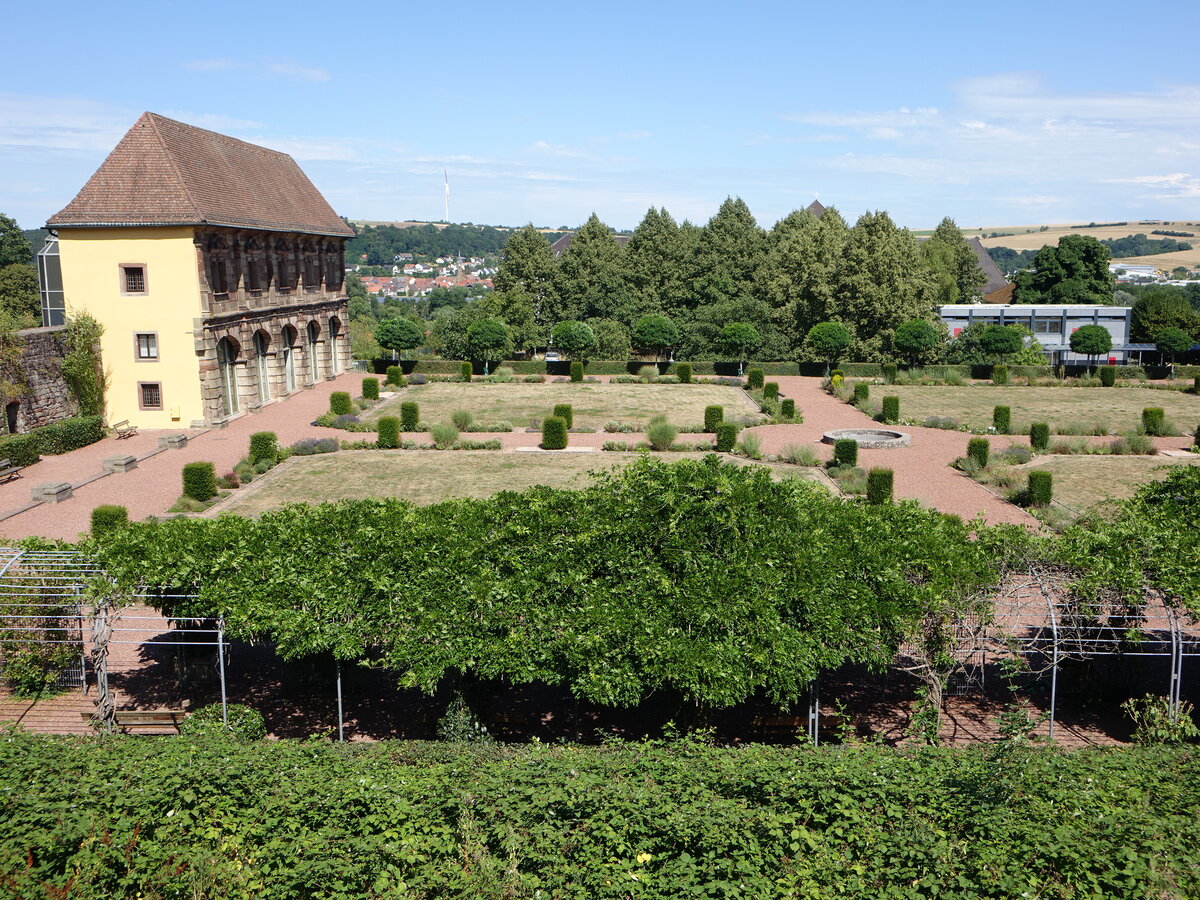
632;314;679;360
550;320;597;360
1069;324;1113;362
0;214;32;268
374;317;425;355
1013;235;1115;304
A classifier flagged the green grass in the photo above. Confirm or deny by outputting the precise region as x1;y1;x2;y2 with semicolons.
869;384;1200;434
365;382;758;430
216;451;828;516
1023;454;1200;512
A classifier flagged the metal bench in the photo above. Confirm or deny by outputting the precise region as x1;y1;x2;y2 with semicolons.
0;458;23;482
113;420;138;439
81;709;188;734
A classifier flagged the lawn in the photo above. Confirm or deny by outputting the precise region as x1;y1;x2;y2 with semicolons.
215;451;828;516
365;382;758;430
865;384;1200;434
1023;454;1200;512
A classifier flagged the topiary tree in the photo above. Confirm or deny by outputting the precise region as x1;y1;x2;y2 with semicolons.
375;317;425;359
248;431;278;466
866;468;893;505
569;361;584;383
1028;470;1053;507
717;322;762;375
385;366;405;387
881;396;900;425
329;392;352;416
834;438;858;467
551;320;597;361
804;322;853;374
541;415;568;449
1155;327;1193;376
377;417;400;449
714;422;739;452
763;382;779;400
746;368;764;390
676;363;693;384
400;401;420;432
90;504;128;538
362;377;380;401
1070;324;1113;372
967;437;990;468
780;398;796;419
553;403;574;429
853;382;869;404
466;318;512;374
182;462;216;502
977;324;1024;362
1030;422;1050;451
704;405;724;432
461;361;472;381
993;406;1011;434
631;314;679;362
1099;366;1116;387
892;319;941;367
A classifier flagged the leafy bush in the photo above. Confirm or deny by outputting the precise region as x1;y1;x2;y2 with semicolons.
289;438;338;456
385;366;405;387
780;398;796;419
329;391;352;416
376;417;400;449
853;382;869;403
1111;434;1153;455
881;396;899;424
430;423;459;449
401;402;420;432
1142;407;1166;436
882;363;897;384
90;504;128;538
829;369;844;380
1030;422;1050;451
1028;470;1053;507
993;406;1011;434
0;416;105;467
834;438;858;467
553;403;574;429
362;377;380;401
704;405;724;432
746;368;764;390
408;373;427;385
451;409;474;431
570;361;584;383
1099;366;1116;387
715;422;739;452
998;444;1032;465
763;381;779;400
436;692;493;743
967;438;990;468
461;361;472;381
248;431;278;466
779;444;819;466
992;364;1009;385
647;419;678;451
541;415;568;449
676;362;693;383
179;703;267;741
181;462;216;502
1122;694;1200;745
866;468;893;505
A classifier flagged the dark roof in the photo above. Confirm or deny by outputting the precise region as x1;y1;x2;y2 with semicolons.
805;199;826;218
550;232;630;257
48;112;354;237
966;237;1010;297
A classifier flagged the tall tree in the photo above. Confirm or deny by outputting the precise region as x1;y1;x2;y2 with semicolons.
1013;234;1115;304
922;217;987;304
494;225;562;330
0;264;39;322
1130;288;1200;342
555;214;631;322
691;197;765;307
763;207;848;350
0;214;32;268
624;207;685;317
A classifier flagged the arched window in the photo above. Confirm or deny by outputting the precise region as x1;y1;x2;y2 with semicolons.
306;320;321;383
281;325;297;392
328;317;343;374
253;330;271;404
217;336;240;417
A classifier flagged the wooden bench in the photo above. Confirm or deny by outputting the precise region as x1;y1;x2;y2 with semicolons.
81;709;188;734
113;420;138;439
0;458;23;482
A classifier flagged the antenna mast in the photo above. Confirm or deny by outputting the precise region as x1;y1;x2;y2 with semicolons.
443;170;450;224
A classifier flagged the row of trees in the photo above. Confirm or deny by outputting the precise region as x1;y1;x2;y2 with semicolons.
345;222;564;265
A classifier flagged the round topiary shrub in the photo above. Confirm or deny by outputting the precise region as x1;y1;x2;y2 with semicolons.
853;382;869;403
329;391;352;416
90;504;128;538
882;363;898;384
746;368;764;390
570;361;584;383
362;377;380;401
834;438;858;467
182;462;216;502
179;703;267;741
676;363;693;384
881;396;900;424
1142;407;1165;436
1099;366;1116;387
992;365;1009;385
377;416;400;449
1028;470;1053;507
248;431;278;466
967;437;990;468
780;398;796;419
1030;422;1050;452
385;365;405;387
400;401;420;432
704;405;724;432
993;405;1011;434
542;415;568;449
715;422;739;452
866;468;893;505
763;382;779;400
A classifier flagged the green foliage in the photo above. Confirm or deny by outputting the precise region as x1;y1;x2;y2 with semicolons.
1069;324;1113;361
993;406;1011;434
882;362;897;384
0;263;39;320
1013;234;1115;303
717;321;762;361
647;419;678;451
0;416;104;467
541;415;568;449
61;312;107;416
1122;695;1200;745
853;382;869;403
922;217;987;303
631;314;679;360
178;703;267;741
967;438;990;468
780;398;796;419
714;423;740;452
569;360;584;382
1131;289;1200;342
1099;366;1116;386
881;396;899;424
1155;326;1193;361
182;462;217;502
385;366;406;387
746;368;764;390
430;423;459;449
329;391;352;416
376;416;400;449
804;321;853;367
451;409;474;430
460;360;473;381
437;691;494;743
248;431;278;466
704;405;724;432
0;213;32;267
552;403;574;429
1028;470;1052;507
401;401;420;432
90;504;128;538
978;325;1024;361
763;381;779;400
892;319;942;365
676;362;692;383
866;468;894;505
1030;422;1050;451
1142;407;1166;436
992;364;1009;385
834;438;858;467
466;317;511;367
551;320;597;360
360;377;380;402
375;317;425;355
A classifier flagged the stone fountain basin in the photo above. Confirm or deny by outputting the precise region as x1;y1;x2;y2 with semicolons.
821;428;910;449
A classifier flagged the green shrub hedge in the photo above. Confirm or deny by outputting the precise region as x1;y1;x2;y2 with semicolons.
866;468;893;505
676;362;692;383
780;398;796;419
461;361;472;381
882;363;897;383
745;368;765;390
1030;422;1050;451
763;381;779;400
248;431;278;466
0;416;105;467
834;438;858;467
967;437;990;468
992;364;1009;385
182;462;216;502
362;377;380;400
553;403;574;429
542;415;568;449
376;417;400;449
1142;407;1166;436
385;365;405;387
704;405;724;432
570;361;584;382
1029;470;1053;507
881;396;899;424
90;504;128;537
329;392;352;416
715;422;739;452
1100;366;1116;387
178;703;267;741
993;405;1011;434
853;382;869;403
401;402;420;432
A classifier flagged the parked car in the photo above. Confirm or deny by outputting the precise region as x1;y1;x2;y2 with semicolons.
544;349;561;362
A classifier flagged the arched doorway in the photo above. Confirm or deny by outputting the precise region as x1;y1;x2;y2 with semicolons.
216;336;241;417
253;330;271;404
306;321;321;383
281;325;298;393
328;317;343;374
5;401;19;435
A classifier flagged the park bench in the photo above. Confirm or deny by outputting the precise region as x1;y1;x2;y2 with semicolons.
113;420;138;439
81;709;188;734
0;458;23;482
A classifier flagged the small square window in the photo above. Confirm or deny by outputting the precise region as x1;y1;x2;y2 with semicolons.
135;333;158;359
138;382;162;410
121;264;147;295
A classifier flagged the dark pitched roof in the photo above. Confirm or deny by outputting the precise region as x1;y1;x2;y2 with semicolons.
966;237;1010;297
805;199;826;218
48;112;354;237
550;232;630;257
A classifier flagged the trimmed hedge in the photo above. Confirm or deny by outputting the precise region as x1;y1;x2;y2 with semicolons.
362;377;380;401
90;504;128;538
704;405;724;432
882;363;897;384
1029;470;1053;507
715;422;739;452
400;402;420;432
1142;407;1166;436
853;382;869;403
866;468;893;505
385;366;405;387
1099;366;1116;387
377;417;400;449
746;368;765;390
541;415;568;449
881;396;900;424
461;361;472;381
0;416;105;467
967;437;990;468
570;361;584;382
676;363;692;383
834;438;858;467
780;398;796;419
553;403;574;429
992;364;1009;385
248;432;278;466
182;462;216;502
993;406;1011;434
329;392;352;416
763;381;779;400
1030;423;1050;452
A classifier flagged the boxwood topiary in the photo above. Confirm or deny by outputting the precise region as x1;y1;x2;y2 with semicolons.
967;437;990;468
90;504;128;538
834;438;858;467
676;363;692;384
866;468;893;505
992;364;1009;385
182;462;216;502
1028;470;1053;507
853;382;869;403
376;417;400;449
1142;407;1165;436
715;422;739;452
401;402;420;432
1099;366;1116;387
763;382;779;400
993;405;1011;434
1030;422;1050;451
461;361;473;381
881;396;900;424
704;405;724;432
362;377;380;401
883;363;897;384
570;361;584;383
329;391;352;416
746;368;764;390
780;398;796;419
553;403;574;428
248;431;278;466
385;366;405;387
542;415;568;449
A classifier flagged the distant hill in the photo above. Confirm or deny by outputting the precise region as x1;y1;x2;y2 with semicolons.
977;219;1200;270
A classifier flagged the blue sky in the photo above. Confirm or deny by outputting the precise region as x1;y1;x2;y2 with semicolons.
4;0;1199;233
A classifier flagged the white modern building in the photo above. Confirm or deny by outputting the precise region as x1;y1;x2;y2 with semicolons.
938;305;1142;365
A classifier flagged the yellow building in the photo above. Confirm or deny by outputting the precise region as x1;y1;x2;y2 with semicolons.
45;112;354;428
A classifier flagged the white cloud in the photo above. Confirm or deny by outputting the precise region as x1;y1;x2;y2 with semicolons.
0;93;133;153
265;61;332;83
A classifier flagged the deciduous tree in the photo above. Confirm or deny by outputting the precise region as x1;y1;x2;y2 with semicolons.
550;320;597;360
1014;234;1115;304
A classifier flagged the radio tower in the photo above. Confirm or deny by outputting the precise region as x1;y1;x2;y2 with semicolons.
443;170;450;224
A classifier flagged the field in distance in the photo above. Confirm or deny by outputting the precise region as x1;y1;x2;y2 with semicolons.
974;220;1200;268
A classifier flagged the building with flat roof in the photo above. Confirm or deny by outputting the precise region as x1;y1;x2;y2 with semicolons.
938;304;1144;365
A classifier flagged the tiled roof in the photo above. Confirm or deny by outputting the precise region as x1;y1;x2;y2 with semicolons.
966;237;1010;297
550;232;630;257
805;199;826;218
48;112;354;237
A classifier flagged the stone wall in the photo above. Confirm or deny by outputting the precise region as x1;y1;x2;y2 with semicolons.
2;326;78;433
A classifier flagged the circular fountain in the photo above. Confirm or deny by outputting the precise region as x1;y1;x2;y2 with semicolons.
821;428;910;449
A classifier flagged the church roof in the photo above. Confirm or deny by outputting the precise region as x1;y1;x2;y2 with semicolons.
966;237;1010;297
805;199;826;218
48;112;354;237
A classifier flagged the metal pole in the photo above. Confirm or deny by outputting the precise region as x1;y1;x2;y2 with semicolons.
217;617;228;727
336;657;344;742
1047;595;1059;741
807;677;819;746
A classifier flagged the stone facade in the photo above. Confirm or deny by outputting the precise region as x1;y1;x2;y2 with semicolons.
1;327;78;434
